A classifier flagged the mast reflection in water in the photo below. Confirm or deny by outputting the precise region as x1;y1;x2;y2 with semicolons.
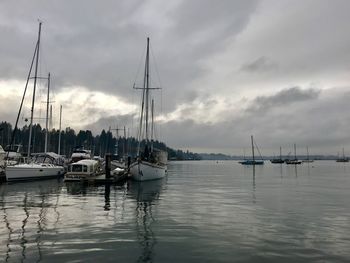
128;179;165;263
0;179;63;262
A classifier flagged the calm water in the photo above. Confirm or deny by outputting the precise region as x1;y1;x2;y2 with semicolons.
1;161;350;262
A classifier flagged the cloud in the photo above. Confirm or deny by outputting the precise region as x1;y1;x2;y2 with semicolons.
83;114;136;136
160;86;350;155
0;0;260;114
247;87;321;112
240;56;278;72
1;1;350;154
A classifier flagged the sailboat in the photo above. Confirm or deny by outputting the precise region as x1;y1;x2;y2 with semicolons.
285;143;302;165
270;146;284;164
302;146;314;163
336;148;349;162
5;22;64;181
129;38;168;181
239;135;264;165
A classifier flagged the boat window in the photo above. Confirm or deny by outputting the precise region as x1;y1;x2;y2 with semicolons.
43;157;52;164
83;165;87;172
72;165;83;172
35;156;46;163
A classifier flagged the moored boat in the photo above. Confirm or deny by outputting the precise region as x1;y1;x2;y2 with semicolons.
6;153;64;181
129;38;168;181
285;144;302;165
239;135;264;165
302;146;314;163
270;146;284;164
130;149;167;181
336;148;349;162
4;22;65;182
70;146;92;163
64;159;103;181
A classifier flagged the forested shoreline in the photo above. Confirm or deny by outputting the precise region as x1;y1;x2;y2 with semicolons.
0;121;201;160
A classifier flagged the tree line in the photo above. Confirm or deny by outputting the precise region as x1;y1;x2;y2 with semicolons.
0;121;201;160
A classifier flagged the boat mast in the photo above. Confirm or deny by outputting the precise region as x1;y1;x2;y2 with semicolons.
251;135;255;162
27;22;42;158
294;143;297;160
136;39;148;156
58;105;62;155
280;146;282;160
307;146;309;161
151;99;154;152
135;37;160;156
145;37;150;145
44;72;50;153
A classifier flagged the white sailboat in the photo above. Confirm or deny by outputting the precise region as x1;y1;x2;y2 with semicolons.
285;143;302;165
5;22;64;181
130;38;168;181
302;146;314;163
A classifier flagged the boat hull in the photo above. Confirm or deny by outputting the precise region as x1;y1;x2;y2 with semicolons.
5;164;65;181
336;159;349;162
285;160;302;165
239;160;264;165
130;161;167;181
270;159;284;164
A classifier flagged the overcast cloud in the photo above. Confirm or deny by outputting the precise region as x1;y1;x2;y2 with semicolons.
1;0;350;155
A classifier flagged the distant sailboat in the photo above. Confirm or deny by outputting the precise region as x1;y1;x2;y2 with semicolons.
239;135;264;165
285;144;301;165
336;148;349;162
302;146;314;163
270;146;284;164
129;38;168;181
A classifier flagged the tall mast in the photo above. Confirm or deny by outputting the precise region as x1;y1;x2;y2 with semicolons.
251;135;255;162
151;99;154;152
145;37;150;144
123;126;126;158
44;72;50;153
49;105;53;131
58;105;62;155
294;143;297;160
27;22;42;158
135;37;160;156
279;146;282;160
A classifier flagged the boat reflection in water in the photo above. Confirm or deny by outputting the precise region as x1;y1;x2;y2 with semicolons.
0;179;63;262
127;178;165;263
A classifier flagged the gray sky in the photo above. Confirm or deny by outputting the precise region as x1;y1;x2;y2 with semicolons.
1;0;350;155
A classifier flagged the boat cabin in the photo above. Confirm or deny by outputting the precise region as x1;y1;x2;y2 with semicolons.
65;159;102;181
70;147;92;163
31;152;65;166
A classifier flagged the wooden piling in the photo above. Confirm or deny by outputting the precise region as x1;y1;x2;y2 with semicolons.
105;153;111;178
